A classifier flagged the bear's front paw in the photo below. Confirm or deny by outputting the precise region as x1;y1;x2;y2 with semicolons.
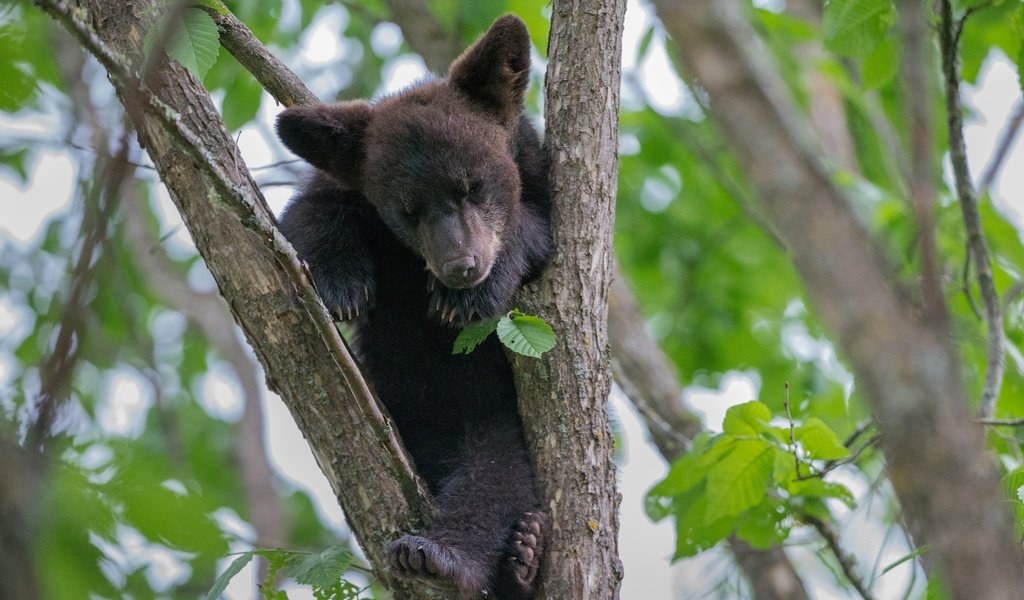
387;535;489;597
314;272;376;322
428;275;513;327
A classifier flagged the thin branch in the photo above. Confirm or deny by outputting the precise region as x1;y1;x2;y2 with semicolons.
939;0;1005;418
977;417;1024;426
803;513;876;600
783;382;804;477
201;8;320;107
795;434;881;481
36;0;425;504
29;137;130;448
978;100;1024;195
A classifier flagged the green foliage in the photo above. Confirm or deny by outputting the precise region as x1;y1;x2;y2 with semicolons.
453;317;500;354
823;0;896;57
647;402;859;557
453;310;555;357
496;309;556;358
207;546;365;600
145;7;221;80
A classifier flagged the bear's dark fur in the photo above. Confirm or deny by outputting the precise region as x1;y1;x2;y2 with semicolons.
275;15;551;600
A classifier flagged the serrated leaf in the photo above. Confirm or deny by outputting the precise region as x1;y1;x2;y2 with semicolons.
795;417;849;460
823;0;895;57
722;401;771;436
148;8;220;80
453;318;499;354
496;310;555;358
291;546;353;587
205;551;255;600
704;439;777;522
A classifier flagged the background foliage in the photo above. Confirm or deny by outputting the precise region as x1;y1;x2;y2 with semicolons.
1;0;1023;597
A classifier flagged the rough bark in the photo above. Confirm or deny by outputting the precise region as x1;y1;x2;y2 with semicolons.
504;1;626;597
41;2;439;597
650;1;1024;597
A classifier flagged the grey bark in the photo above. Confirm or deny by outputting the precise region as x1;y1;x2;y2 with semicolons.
650;1;1024;597
506;1;627;597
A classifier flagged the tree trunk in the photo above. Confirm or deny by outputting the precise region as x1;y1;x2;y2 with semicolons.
508;1;627;597
650;1;1024;597
42;0;629;596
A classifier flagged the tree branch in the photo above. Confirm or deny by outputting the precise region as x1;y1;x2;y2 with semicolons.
803;514;876;600
978;100;1024;195
38;2;439;596
506;0;627;595
650;1;1023;597
937;0;1005;418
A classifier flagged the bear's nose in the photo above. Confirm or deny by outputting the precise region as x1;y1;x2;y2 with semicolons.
442;256;477;284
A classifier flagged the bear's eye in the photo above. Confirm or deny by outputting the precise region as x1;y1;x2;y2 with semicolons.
465;181;484;204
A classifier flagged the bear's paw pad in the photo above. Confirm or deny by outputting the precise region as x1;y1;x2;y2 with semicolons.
503;511;545;589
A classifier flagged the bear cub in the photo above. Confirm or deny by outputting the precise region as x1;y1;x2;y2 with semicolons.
275;15;551;600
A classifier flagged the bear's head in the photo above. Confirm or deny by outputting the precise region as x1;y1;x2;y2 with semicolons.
276;15;532;290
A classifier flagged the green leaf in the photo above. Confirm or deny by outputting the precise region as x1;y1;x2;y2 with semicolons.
795;417;850;460
668;485;737;559
291;546;353;588
722;401;771;436
453;318;499;354
734;499;789;549
861;35;899;89
205;551;256;600
147;7;221;80
788;478;857;508
496;310;555;358
704;439;777;522
221;73;263;131
1001;468;1024;501
823;0;896;57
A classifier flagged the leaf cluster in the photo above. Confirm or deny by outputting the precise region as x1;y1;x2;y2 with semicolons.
646;402;859;559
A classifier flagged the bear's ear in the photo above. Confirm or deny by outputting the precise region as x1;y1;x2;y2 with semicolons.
448;15;530;126
276;102;373;188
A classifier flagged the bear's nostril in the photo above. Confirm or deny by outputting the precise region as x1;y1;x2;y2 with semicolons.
443;256;477;281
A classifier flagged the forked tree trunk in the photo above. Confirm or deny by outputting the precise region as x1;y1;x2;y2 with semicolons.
42;0;625;597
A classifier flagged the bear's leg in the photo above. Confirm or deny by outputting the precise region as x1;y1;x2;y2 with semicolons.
388;418;539;598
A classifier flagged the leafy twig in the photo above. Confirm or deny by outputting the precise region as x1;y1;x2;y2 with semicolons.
783;381;804;477
939;0;1005;418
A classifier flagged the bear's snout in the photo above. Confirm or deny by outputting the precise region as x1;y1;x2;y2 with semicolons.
441;255;482;288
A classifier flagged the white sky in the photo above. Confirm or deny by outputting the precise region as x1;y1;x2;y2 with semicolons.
1;0;1022;598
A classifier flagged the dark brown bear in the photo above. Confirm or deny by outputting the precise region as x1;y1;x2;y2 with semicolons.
275;15;551;600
